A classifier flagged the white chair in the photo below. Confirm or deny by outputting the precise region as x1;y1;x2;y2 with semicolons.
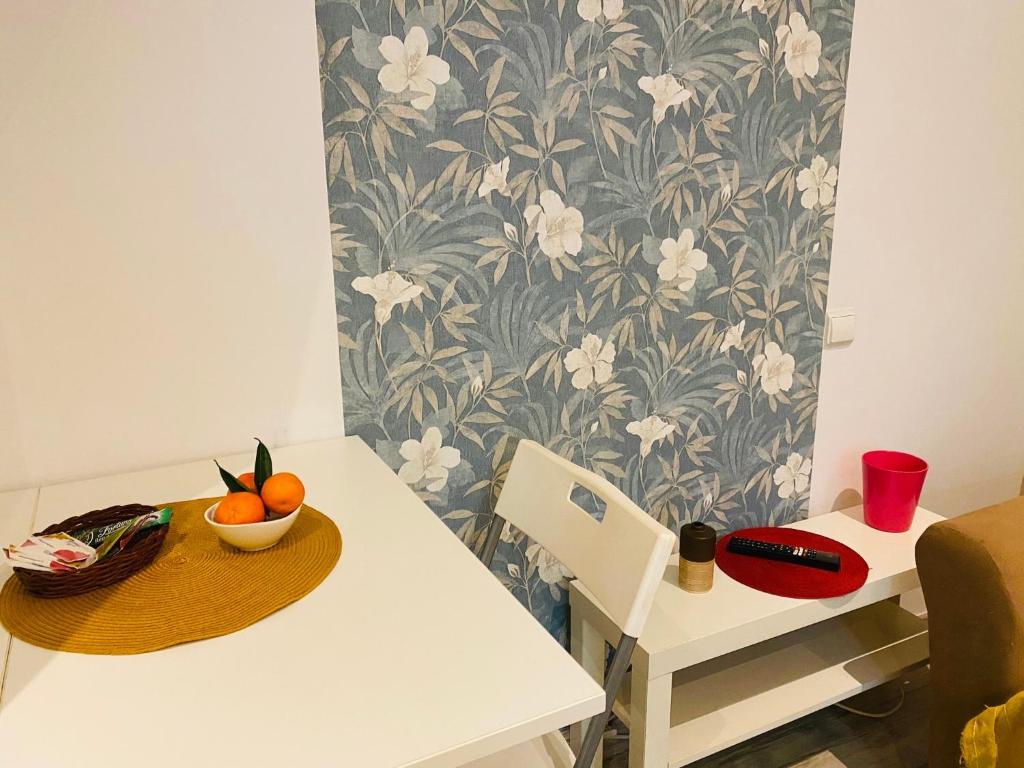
467;440;675;768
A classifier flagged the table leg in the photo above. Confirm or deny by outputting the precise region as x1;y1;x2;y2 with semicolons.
570;610;606;768
628;667;672;768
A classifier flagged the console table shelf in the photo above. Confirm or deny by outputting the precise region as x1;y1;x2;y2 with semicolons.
612;600;928;766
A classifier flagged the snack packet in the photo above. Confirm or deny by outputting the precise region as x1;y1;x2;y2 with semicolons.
4;551;90;572
16;533;94;559
4;533;98;572
71;507;172;561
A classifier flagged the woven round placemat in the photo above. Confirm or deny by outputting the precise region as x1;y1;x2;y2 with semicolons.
0;497;342;654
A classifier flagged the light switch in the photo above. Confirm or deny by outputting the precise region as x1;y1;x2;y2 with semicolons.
825;306;855;345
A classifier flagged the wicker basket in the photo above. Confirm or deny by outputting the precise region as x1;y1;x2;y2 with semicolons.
13;504;169;598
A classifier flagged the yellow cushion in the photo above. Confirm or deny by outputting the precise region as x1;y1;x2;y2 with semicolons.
961;689;1024;767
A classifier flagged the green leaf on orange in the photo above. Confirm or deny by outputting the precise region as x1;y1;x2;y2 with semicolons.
215;460;251;494
254;438;273;491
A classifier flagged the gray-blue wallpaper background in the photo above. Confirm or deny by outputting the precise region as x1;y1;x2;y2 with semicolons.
317;0;855;638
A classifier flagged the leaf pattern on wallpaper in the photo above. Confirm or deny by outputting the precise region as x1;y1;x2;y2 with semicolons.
317;0;855;638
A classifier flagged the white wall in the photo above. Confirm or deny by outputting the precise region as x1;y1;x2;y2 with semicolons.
811;0;1024;518
0;1;343;491
3;0;1021;514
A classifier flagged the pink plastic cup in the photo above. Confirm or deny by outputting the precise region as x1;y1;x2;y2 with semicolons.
862;450;928;533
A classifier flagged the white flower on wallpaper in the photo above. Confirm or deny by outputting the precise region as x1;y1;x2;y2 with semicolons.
797;156;839;210
774;453;812;499
564;334;616;389
577;0;623;23
398;427;462;491
377;26;450;110
500;520;517;543
638;74;691;125
720;320;746;353
526;543;573;584
627;415;674;458
657;229;708;291
753;342;796;394
525;190;584;260
776;13;822;79
351;271;423;325
479;157;510;198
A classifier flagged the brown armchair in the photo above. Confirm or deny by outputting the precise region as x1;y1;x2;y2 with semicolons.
916;496;1024;767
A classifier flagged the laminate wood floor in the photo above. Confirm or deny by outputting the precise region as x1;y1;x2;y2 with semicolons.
603;669;930;768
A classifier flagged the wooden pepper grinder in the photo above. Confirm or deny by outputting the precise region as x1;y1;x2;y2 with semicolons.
678;522;717;593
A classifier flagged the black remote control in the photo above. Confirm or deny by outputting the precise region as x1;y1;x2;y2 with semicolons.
726;537;841;571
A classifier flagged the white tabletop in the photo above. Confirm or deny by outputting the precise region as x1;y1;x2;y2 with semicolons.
574;506;942;678
0;488;38;686
0;437;603;768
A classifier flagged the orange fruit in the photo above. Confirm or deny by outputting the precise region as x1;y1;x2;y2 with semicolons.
215;492;265;525
237;472;256;491
260;472;305;515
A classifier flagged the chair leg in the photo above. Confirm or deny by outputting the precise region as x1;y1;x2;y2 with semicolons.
574;634;637;768
570;611;606;762
479;513;505;568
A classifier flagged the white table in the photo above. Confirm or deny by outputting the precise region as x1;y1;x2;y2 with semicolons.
0;437;603;768
570;506;941;768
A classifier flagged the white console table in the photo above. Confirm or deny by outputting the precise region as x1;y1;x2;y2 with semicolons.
569;506;940;768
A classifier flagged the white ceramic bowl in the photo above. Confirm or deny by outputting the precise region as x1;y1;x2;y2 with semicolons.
204;502;300;551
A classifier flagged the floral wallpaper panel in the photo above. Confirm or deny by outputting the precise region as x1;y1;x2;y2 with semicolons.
316;0;855;639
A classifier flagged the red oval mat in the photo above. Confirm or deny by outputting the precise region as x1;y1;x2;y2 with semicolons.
716;527;869;599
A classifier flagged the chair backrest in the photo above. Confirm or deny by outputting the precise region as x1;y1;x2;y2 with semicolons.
493;440;674;639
